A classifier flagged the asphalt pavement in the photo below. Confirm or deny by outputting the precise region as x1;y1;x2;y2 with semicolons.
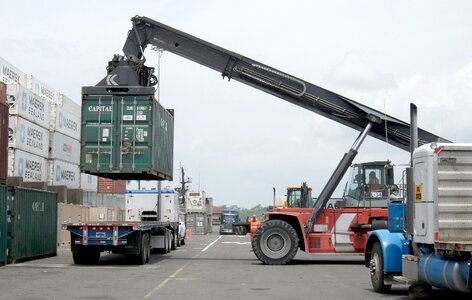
0;232;469;299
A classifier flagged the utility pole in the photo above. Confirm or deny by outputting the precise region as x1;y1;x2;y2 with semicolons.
176;165;191;211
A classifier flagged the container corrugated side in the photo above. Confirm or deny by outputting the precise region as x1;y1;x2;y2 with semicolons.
57;203;88;246
81;95;174;180
8;148;48;182
80;173;98;192
125;191;159;221
0;98;8;183
49;131;80;164
89;207;110;222
437;145;472;245
98;177;114;193
8;116;50;158
186;191;206;212
7;84;50;129
27;75;61;105
97;177;126;193
0;185;6;266
48;159;80;189
0;57;27;86
160;192;179;222
82;191;125;208
49;105;81;140
7;187;57;263
59;94;81;118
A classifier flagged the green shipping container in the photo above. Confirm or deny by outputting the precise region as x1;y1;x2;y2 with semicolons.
0;185;6;266
81;94;174;180
6;187;57;263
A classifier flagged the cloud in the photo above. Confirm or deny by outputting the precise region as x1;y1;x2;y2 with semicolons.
326;51;397;90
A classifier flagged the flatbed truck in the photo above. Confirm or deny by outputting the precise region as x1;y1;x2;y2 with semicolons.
66;220;176;265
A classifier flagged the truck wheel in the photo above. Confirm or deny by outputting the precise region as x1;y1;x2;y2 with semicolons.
135;233;150;265
144;234;151;263
165;231;171;253
369;242;391;293
240;226;247;236
171;232;177;250
177;234;181;247
234;226;240;235
252;219;298;265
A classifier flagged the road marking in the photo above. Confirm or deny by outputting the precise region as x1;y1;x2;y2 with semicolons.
201;235;223;252
222;241;251;245
8;263;69;268
143;238;220;298
144;267;184;299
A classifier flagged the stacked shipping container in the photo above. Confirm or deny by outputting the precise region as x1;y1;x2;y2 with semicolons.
48;94;81;189
0;57;131;264
98;177;126;193
1;56;114;193
0;83;7;183
5;186;57;263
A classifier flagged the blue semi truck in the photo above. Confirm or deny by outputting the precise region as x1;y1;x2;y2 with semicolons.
365;143;472;298
219;209;241;234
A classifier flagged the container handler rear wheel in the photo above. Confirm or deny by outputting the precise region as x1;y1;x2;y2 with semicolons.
252;219;298;265
369;242;391;293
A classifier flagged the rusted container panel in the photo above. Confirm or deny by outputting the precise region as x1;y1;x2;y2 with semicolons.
114;180;126;193
98;177;114;193
6;187;57;263
0;82;6;105
0;87;7;183
97;177;126;193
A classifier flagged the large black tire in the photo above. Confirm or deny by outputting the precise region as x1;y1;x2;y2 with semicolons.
369;242;392;293
234;226;241;235
134;233;150;265
171;232;177;250
251;219;298;265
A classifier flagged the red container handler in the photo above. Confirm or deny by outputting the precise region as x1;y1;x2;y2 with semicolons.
0;82;8;183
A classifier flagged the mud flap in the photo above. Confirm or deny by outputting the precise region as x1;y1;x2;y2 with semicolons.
467;257;472;289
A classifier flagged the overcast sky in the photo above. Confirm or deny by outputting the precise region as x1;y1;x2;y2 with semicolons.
2;1;472;208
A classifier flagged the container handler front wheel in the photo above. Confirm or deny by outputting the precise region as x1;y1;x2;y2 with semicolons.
252;219;298;265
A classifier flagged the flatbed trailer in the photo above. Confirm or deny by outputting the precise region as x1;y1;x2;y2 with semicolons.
66;220;179;265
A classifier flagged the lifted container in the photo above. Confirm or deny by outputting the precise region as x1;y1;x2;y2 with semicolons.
80;93;173;180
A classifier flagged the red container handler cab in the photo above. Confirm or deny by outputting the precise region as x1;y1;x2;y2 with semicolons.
0;82;8;183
